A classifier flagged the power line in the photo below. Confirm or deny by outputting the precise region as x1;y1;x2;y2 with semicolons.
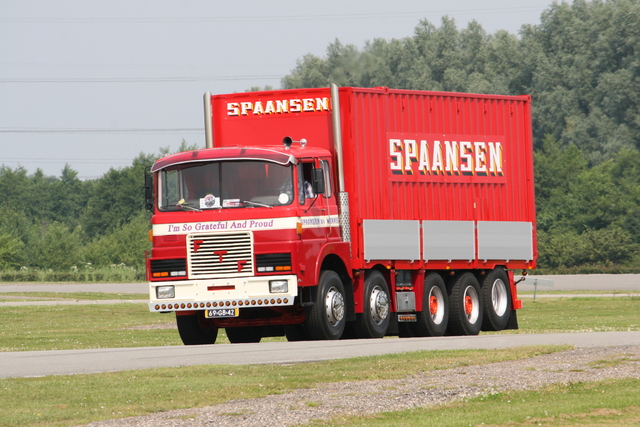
0;128;201;134
0;8;547;24
0;75;283;83
1;158;132;164
0;77;196;83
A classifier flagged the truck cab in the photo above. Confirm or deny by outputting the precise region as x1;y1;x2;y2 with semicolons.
147;142;351;344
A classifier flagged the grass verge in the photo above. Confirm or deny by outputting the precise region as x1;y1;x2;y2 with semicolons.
514;296;640;334
1;296;638;352
320;378;640;426
0;292;147;302
0;345;567;427
0;304;181;351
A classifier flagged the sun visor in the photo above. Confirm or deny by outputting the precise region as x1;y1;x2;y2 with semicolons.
151;147;297;172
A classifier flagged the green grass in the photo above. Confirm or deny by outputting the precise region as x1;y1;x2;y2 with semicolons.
0;292;147;302
0;345;567;427
0;304;181;351
1;295;639;426
514;296;640;334
319;378;640;426
1;296;638;352
0;266;144;283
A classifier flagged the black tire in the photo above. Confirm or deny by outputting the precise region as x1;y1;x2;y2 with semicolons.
353;270;391;338
304;270;346;340
447;272;483;336
225;326;262;343
176;312;218;345
284;324;307;342
415;273;449;337
481;268;512;331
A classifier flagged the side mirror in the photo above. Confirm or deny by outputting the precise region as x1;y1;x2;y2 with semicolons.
144;170;154;211
311;168;325;195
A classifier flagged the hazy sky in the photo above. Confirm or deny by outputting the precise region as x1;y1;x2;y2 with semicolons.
1;1;556;179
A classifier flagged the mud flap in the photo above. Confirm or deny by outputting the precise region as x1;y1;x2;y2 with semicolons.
505;309;519;330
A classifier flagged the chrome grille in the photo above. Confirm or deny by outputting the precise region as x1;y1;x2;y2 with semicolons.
187;232;253;279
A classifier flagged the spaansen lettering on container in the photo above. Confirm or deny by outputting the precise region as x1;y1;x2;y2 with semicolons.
227;97;331;116
389;137;504;179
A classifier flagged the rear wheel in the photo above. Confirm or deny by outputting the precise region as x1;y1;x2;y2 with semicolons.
354;270;390;338
176;312;218;345
305;270;346;340
447;273;482;336
481;268;512;331
225;326;262;343
415;273;448;337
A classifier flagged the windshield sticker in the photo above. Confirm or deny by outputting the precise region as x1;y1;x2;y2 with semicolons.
200;194;220;209
222;199;241;208
278;193;290;204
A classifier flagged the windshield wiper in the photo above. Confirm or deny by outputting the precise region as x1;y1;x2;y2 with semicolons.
176;199;202;212
243;200;273;209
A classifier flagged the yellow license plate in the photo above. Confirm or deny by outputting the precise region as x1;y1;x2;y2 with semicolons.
204;308;239;318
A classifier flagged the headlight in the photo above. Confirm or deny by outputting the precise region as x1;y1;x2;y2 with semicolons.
156;285;175;299
269;280;288;293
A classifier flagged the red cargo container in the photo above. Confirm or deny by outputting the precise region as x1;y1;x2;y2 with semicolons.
147;86;535;345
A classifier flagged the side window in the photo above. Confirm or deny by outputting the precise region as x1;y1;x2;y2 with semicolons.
321;160;332;198
299;162;315;204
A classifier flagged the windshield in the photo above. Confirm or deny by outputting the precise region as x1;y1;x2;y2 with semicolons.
158;160;294;211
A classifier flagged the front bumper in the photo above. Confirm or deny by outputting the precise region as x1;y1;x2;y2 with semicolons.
148;275;298;312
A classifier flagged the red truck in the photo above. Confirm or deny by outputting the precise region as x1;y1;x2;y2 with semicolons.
145;85;536;344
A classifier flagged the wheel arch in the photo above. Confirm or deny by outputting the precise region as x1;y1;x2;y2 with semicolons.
319;252;355;322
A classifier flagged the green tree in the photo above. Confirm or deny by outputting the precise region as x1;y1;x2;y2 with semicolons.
81;153;155;239
84;211;150;269
31;222;83;270
0;234;24;270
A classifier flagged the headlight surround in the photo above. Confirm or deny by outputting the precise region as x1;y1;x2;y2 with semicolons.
269;280;288;294
156;285;175;299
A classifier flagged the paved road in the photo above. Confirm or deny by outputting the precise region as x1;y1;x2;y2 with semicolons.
1;275;638;378
517;274;639;292
1;274;638;294
2;331;640;379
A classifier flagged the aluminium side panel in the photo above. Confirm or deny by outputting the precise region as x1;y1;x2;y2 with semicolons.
477;221;534;261
423;220;475;261
363;219;420;261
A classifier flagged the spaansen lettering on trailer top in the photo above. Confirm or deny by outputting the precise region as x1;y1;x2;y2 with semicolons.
226;97;331;116
389;137;504;178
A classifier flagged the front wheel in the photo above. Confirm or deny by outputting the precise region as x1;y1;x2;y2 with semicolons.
415;273;448;337
481;268;512;331
225;326;262;343
354;270;390;338
176;312;218;345
447;273;483;336
284;324;307;342
304;270;346;340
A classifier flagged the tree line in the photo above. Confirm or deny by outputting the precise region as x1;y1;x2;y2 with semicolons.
0;143;195;280
281;0;640;272
1;0;638;278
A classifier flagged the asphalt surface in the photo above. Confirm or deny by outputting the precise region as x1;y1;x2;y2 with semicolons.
2;331;640;379
0;274;638;294
1;274;638;378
